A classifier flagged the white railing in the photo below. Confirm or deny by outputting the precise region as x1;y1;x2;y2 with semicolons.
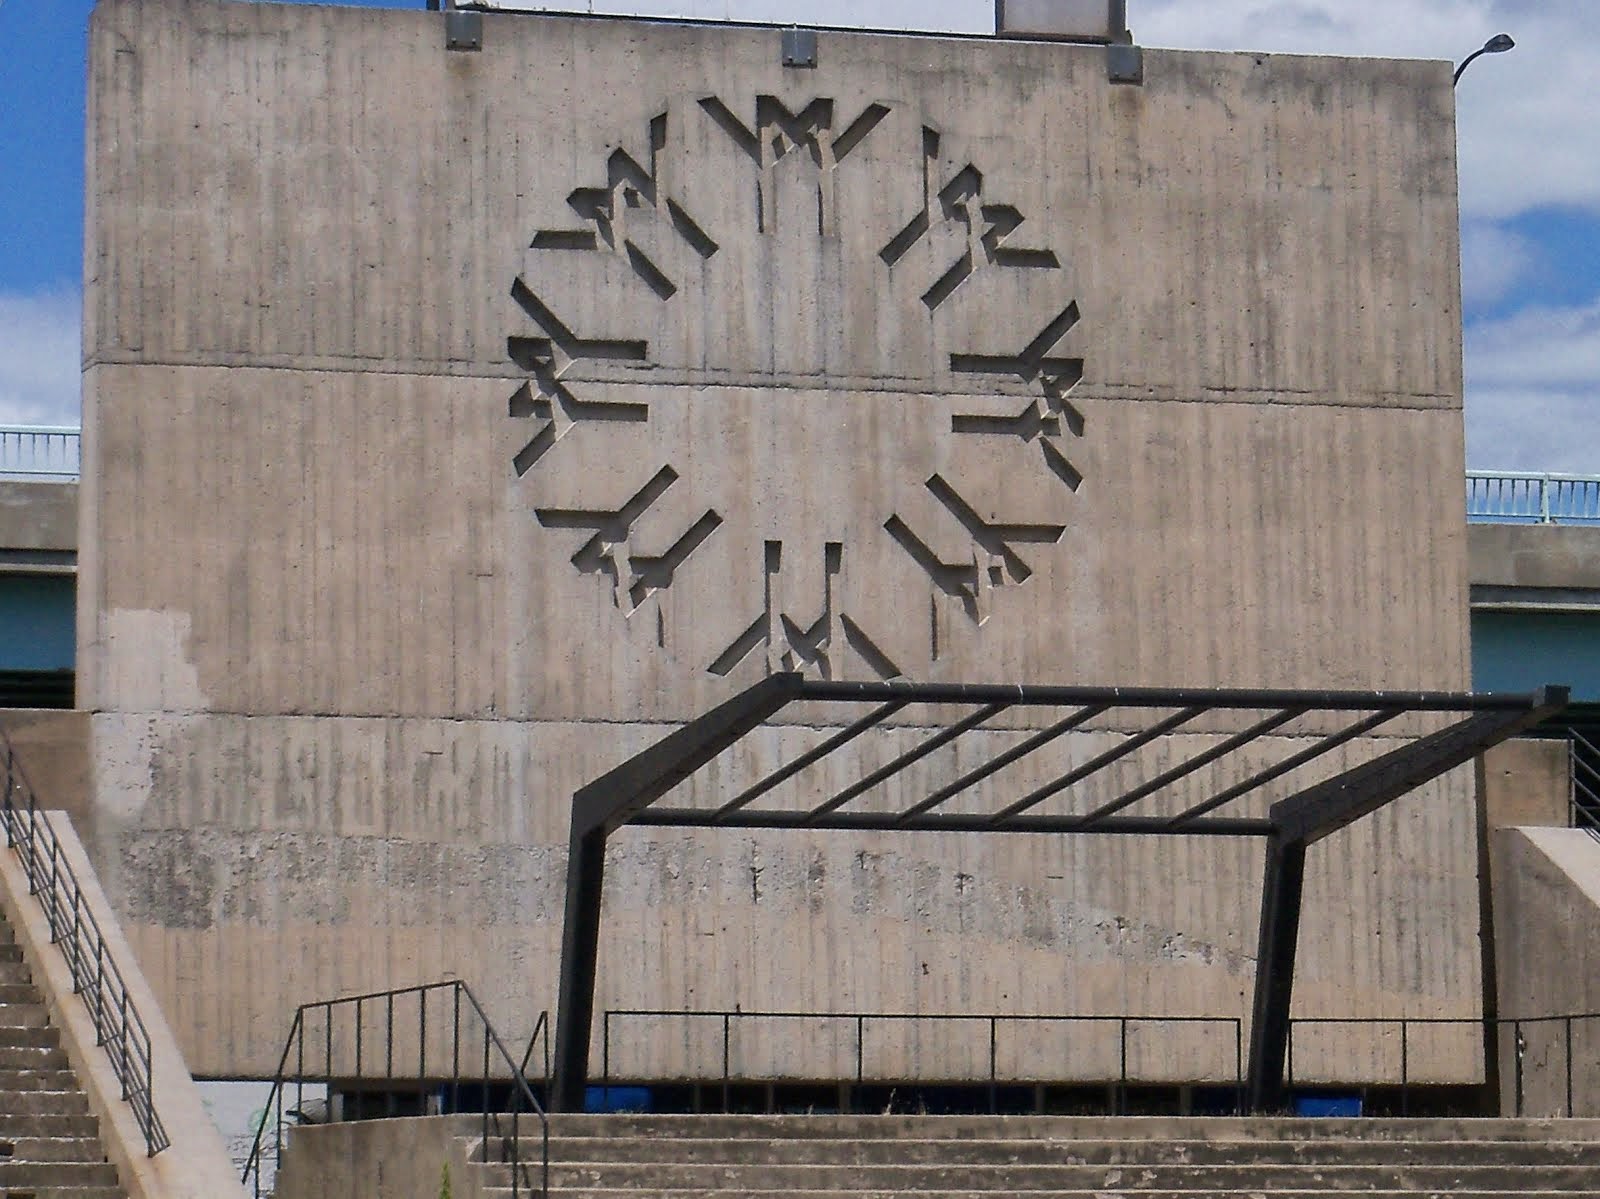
1467;470;1600;526
0;426;80;481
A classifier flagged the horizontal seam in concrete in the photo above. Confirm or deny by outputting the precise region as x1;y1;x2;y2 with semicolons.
82;356;1457;409
78;708;1437;740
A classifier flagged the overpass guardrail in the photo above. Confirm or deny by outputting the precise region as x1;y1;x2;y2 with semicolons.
1468;470;1600;525
0;426;80;481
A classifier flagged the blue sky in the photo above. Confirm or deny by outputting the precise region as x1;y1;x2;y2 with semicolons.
2;0;1596;469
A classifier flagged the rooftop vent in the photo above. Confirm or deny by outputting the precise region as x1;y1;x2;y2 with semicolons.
996;0;1130;44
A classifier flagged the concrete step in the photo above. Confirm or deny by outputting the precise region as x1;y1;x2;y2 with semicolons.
0;960;33;985
539;1115;1600;1142
0;1091;92;1116
0;1069;84;1092
0;1159;121;1186
0;1188;124;1199
507;1135;1600;1168
0;1045;69;1070
0;1115;101;1139
486;1193;1600;1199
0;982;42;1004
0;1026;59;1049
0;1135;115;1162
0;1003;51;1029
537;1161;1600;1191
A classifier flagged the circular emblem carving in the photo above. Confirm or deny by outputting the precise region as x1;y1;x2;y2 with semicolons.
507;96;1086;680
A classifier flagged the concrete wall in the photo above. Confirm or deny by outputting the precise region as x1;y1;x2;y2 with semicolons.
273;1116;479;1199
1480;739;1569;832
0;480;77;563
1489;827;1600;1116
82;0;1475;1083
0;709;92;830
1470;524;1600;595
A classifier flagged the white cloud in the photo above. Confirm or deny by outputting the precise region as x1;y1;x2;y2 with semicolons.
1465;298;1600;470
1460;220;1539;308
0;287;81;426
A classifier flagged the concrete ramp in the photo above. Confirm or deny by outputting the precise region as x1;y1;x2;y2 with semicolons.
1492;826;1600;1117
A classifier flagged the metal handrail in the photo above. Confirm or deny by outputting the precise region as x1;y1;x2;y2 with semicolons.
519;1009;551;1092
0;727;170;1155
1468;469;1600;525
241;981;549;1198
0;425;80;481
1569;729;1600;834
600;1008;1244;1114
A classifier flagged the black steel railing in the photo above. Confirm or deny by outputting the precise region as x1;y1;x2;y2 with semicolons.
0;727;170;1156
1287;1014;1600;1117
600;1008;1244;1113
241;981;549;1198
1569;729;1600;834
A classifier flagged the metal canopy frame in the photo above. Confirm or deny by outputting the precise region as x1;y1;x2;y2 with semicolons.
551;675;1567;1112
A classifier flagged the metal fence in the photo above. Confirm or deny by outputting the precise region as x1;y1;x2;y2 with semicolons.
0;727;169;1155
1468;470;1600;525
0;425;80;481
600;1008;1245;1113
1288;1015;1600;1118
242;981;549;1198
1570;729;1600;835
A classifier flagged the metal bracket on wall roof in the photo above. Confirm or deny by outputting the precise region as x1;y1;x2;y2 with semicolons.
782;27;819;69
1107;42;1143;85
446;7;483;51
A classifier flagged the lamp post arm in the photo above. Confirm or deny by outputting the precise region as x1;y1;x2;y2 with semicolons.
1453;46;1487;85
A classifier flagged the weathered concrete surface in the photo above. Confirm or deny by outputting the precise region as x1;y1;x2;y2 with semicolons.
1470;524;1600;595
273;1115;478;1199
0;811;244;1198
0;710;91;833
82;0;1473;1083
1490;827;1600;1116
277;1112;1600;1199
0;481;77;571
1480;739;1569;831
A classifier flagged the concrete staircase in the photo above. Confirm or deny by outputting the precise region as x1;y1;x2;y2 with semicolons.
0;907;124;1198
465;1114;1600;1198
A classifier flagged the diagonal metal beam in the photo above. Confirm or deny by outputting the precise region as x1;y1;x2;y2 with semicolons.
639;808;1272;836
713;700;908;822
1245;685;1566;1112
1270;686;1568;846
1165;707;1405;830
988;706;1207;825
1073;707;1308;831
893;703;1110;825
801;702;1010;824
572;673;804;839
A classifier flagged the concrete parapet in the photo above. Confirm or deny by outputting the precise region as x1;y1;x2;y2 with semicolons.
0;481;76;563
1470;524;1600;606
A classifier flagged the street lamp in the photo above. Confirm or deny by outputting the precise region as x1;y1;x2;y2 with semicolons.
1453;33;1515;86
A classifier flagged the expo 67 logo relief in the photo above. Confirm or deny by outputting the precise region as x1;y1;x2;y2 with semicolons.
506;95;1086;680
